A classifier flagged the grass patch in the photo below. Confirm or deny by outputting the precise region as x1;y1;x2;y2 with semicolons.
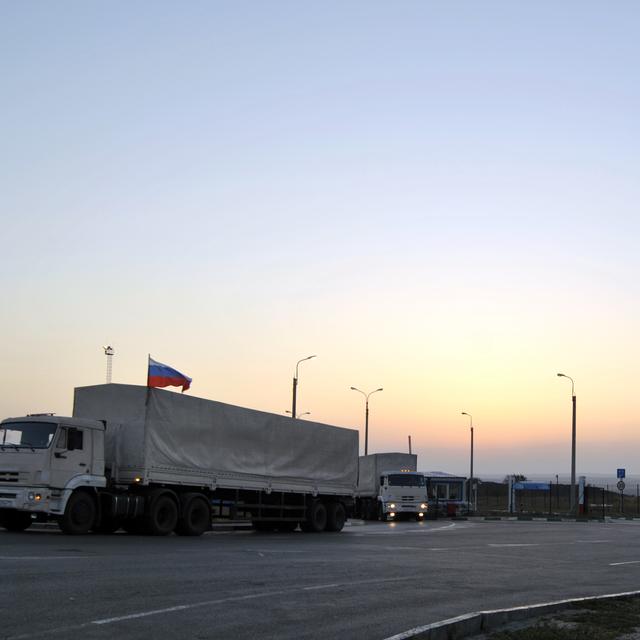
489;596;640;640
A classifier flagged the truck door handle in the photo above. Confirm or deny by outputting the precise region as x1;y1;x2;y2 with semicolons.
79;463;87;467
55;452;67;459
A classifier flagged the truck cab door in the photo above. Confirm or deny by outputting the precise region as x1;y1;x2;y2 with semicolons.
50;427;91;489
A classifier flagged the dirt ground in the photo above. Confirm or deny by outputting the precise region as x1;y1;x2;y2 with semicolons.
468;597;640;640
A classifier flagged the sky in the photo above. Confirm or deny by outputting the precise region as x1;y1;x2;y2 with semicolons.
1;2;639;478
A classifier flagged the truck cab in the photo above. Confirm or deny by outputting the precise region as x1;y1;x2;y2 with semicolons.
378;469;428;521
0;415;106;532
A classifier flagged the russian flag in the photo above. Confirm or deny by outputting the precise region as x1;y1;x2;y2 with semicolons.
147;357;192;392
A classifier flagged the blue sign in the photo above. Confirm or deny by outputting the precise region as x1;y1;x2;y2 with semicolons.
513;482;550;491
617;468;626;479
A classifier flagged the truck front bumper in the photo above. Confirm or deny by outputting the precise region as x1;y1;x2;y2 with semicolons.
0;486;57;514
384;503;428;517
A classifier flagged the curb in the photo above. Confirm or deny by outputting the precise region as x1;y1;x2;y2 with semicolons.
382;590;640;640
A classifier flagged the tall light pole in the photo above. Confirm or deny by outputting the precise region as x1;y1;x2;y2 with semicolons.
350;387;383;456
103;346;114;384
557;373;577;514
291;355;316;419
461;412;474;511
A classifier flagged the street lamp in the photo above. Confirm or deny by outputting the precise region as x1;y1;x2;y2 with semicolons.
350;387;383;456
286;411;310;419
291;355;316;419
557;373;577;514
461;412;474;512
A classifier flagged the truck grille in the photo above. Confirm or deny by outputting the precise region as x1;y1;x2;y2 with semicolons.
0;471;19;483
401;496;415;501
0;492;16;499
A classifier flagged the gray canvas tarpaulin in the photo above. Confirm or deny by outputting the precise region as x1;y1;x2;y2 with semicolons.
73;384;358;495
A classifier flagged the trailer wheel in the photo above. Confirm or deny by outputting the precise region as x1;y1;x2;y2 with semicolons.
145;494;178;536
326;502;346;532
0;510;33;532
176;496;210;537
60;491;96;535
302;500;327;533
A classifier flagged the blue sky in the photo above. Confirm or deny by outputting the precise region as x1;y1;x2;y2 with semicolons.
1;2;639;475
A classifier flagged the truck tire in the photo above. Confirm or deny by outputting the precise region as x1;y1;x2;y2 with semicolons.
302;500;327;533
145;494;178;536
176;495;210;536
326;502;346;532
60;491;97;535
0;510;33;532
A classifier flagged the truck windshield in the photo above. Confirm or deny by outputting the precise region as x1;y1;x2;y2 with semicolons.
388;474;425;487
0;422;58;449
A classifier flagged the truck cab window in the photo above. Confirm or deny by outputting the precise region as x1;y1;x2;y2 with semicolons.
67;429;84;451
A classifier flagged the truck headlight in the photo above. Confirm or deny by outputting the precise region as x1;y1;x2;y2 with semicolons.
28;492;35;501
389;503;396;509
420;503;427;510
389;512;396;518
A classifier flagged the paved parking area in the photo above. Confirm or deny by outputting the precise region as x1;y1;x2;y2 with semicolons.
2;519;640;640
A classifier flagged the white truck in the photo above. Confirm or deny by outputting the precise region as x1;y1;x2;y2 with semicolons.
355;452;428;521
0;384;358;536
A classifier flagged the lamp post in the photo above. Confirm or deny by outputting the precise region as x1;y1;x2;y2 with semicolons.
102;346;114;384
557;373;577;514
461;412;474;512
350;387;383;456
291;355;316;419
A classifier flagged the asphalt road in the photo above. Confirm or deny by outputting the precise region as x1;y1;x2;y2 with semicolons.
2;518;640;640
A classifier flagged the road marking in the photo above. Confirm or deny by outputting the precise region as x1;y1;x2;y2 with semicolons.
488;543;540;547
303;583;339;590
90;576;413;626
610;560;640;566
576;540;611;543
5;575;419;638
0;556;89;561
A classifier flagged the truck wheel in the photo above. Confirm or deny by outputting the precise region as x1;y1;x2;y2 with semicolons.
326;503;346;532
302;500;327;533
60;492;96;535
176;496;210;536
145;494;178;536
0;510;33;532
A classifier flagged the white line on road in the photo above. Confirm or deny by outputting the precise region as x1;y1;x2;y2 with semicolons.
91;576;414;625
488;543;540;547
610;560;640;566
6;575;418;639
0;556;90;561
303;583;340;591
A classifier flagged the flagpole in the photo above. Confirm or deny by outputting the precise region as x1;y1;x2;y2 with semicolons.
145;354;151;406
